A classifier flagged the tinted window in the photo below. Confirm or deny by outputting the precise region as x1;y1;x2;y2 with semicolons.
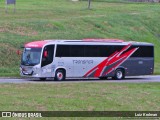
131;46;154;57
84;45;99;57
70;45;84;57
56;45;125;57
99;45;123;57
56;45;70;57
41;45;54;67
56;45;84;57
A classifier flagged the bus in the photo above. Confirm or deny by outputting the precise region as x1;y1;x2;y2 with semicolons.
20;39;154;80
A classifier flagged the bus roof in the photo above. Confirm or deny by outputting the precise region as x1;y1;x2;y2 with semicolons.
83;38;124;42
24;39;154;48
24;40;52;48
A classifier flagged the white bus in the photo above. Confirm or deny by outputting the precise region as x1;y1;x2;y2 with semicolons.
20;39;154;80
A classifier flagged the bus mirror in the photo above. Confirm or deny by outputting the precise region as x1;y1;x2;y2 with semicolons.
44;51;48;58
16;50;21;55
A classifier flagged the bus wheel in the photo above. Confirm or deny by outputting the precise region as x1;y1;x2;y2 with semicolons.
114;69;125;80
55;69;65;81
40;78;46;81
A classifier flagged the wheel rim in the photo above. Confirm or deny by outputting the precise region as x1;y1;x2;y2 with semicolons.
116;71;123;79
57;72;63;80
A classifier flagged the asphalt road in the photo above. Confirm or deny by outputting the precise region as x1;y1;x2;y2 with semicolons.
0;75;160;83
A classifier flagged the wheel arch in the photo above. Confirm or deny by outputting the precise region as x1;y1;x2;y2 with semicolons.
114;66;126;80
115;66;125;74
55;67;66;77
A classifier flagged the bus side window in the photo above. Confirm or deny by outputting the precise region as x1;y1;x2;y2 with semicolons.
130;46;153;57
41;45;54;67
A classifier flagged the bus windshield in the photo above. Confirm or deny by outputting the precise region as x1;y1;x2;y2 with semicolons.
21;48;42;66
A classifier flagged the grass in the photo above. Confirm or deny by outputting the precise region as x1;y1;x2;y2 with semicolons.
0;82;160;111
0;0;160;76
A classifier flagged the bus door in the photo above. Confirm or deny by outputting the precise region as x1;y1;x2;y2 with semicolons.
41;45;55;77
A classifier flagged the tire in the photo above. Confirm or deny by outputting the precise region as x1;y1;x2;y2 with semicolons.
40;78;46;81
54;69;65;81
114;69;125;80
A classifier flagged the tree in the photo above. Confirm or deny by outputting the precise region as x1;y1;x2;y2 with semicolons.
88;0;91;9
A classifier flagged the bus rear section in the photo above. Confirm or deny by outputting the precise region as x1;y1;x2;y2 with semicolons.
121;45;154;77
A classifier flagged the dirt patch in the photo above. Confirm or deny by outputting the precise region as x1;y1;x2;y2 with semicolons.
130;26;145;31
36;104;48;111
0;26;38;36
0;27;6;32
0;43;21;67
0;43;18;52
87;106;95;111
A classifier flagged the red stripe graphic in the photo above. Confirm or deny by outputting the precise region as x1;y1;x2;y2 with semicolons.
84;44;138;77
